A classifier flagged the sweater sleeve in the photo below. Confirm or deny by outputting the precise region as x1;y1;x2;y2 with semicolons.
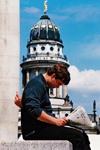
23;83;45;119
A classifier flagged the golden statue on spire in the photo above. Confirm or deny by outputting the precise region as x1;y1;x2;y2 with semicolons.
44;0;47;14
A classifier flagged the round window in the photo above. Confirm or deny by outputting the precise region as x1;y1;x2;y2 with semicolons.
50;47;54;51
41;46;45;51
33;47;36;51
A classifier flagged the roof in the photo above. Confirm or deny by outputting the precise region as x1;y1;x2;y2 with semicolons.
29;14;62;43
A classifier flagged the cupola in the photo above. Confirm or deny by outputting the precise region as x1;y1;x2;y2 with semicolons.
21;0;69;68
29;14;62;43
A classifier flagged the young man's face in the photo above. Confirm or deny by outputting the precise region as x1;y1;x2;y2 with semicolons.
48;74;64;88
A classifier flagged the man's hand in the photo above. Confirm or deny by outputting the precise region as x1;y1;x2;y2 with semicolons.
55;118;68;126
14;91;22;108
37;111;68;127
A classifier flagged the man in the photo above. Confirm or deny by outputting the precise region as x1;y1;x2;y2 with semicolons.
15;64;91;150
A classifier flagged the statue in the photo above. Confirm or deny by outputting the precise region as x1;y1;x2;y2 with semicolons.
93;100;96;122
44;0;47;14
93;100;96;110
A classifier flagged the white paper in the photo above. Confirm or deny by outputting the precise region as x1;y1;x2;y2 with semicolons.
66;106;93;127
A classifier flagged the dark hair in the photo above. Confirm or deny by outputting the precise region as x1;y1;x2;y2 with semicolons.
47;64;71;85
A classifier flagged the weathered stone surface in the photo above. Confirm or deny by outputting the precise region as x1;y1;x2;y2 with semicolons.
0;141;73;150
0;0;20;142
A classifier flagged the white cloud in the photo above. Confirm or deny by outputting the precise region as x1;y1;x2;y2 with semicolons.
68;66;100;94
67;67;100;115
24;6;41;14
61;5;100;22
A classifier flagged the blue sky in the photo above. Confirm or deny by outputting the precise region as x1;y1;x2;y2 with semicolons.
20;0;100;115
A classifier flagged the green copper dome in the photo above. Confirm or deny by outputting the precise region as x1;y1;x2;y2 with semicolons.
29;14;62;43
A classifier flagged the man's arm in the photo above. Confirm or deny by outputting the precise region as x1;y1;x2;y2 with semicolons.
14;91;68;126
37;111;68;127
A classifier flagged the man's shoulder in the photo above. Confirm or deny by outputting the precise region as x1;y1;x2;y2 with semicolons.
31;74;44;84
25;74;46;89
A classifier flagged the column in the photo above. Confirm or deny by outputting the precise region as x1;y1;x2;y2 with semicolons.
26;70;30;83
56;87;60;97
0;0;20;142
63;85;67;97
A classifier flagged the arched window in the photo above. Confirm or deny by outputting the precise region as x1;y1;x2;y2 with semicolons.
48;25;54;40
40;25;46;39
58;48;60;52
33;47;36;51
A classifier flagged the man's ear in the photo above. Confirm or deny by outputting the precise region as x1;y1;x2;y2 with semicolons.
51;73;56;79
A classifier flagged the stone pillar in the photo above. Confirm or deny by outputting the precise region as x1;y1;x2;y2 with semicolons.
56;87;60;97
0;0;20;142
36;70;38;76
26;70;30;83
64;85;67;97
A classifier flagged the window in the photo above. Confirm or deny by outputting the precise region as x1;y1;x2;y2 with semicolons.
48;25;54;40
34;26;39;40
58;48;60;52
41;46;45;51
40;25;46;39
55;26;60;41
50;47;54;51
50;89;53;95
33;47;36;51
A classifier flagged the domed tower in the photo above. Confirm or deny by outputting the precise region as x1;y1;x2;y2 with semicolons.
20;2;72;118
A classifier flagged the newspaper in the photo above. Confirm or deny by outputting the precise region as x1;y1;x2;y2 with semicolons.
66;106;94;128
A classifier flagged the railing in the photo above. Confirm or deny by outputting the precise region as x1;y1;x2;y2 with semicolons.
22;53;68;63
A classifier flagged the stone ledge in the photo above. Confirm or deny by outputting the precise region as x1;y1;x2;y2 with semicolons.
0;141;73;150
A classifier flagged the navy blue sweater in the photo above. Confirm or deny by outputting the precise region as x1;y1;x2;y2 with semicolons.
21;74;53;139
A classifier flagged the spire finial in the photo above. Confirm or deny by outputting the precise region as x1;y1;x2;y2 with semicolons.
44;0;48;14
